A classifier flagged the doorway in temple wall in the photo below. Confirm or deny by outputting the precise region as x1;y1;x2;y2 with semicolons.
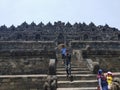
57;33;65;45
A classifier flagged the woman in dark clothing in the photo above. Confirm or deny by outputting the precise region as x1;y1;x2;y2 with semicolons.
65;50;71;77
97;69;108;90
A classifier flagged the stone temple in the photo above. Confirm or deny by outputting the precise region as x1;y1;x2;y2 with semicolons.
0;21;120;43
0;21;120;90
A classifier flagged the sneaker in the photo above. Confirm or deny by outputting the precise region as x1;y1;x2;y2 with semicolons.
66;74;69;78
69;75;73;81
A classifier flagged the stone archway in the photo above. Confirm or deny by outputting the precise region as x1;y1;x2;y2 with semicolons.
83;34;89;40
118;34;120;40
35;34;41;40
57;33;64;45
16;33;22;40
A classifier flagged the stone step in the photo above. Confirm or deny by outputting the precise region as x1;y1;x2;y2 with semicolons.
57;67;89;71
57;62;87;66
57;65;87;68
57;87;97;90
58;80;97;88
57;63;87;67
57;71;92;74
0;74;47;78
57;59;85;63
57;74;96;81
57;61;87;67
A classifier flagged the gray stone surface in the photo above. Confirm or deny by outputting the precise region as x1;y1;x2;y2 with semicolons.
0;22;120;44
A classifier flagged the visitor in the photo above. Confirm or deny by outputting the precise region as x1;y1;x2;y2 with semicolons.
97;69;108;90
65;49;71;77
61;45;66;64
106;71;113;89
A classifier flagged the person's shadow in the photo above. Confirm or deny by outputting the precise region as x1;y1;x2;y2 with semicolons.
69;75;73;82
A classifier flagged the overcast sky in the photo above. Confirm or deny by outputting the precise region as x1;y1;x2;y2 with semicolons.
0;0;120;29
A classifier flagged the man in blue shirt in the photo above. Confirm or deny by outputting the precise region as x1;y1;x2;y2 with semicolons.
61;45;66;64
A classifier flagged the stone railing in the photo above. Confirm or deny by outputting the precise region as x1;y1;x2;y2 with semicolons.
0;41;56;51
0;74;47;90
43;59;57;90
48;59;57;75
70;41;120;50
0;49;57;90
72;50;83;61
86;59;99;74
82;50;120;58
72;49;100;74
82;49;120;72
0;49;56;58
0;57;49;75
0;50;56;75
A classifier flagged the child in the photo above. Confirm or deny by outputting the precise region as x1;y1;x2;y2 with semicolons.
106;71;113;89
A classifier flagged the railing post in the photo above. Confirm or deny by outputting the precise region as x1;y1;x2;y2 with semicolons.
86;59;100;74
43;59;57;90
48;59;56;75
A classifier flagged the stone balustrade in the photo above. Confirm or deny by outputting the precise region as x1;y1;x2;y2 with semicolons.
70;41;120;50
82;49;120;72
86;59;99;74
0;41;56;51
0;49;56;75
44;59;57;90
0;74;47;90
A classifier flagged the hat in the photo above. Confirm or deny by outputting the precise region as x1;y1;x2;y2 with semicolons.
98;69;102;75
107;71;112;75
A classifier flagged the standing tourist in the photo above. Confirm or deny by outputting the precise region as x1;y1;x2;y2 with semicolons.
65;49;71;77
106;71;113;89
61;45;66;64
97;69;108;90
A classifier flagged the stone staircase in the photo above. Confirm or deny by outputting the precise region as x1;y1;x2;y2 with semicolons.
56;58;97;90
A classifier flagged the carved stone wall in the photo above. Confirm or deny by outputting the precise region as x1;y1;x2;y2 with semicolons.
0;41;56;51
0;50;56;75
70;41;120;50
0;56;49;75
82;50;120;72
0;75;47;90
71;41;120;72
0;41;56;75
